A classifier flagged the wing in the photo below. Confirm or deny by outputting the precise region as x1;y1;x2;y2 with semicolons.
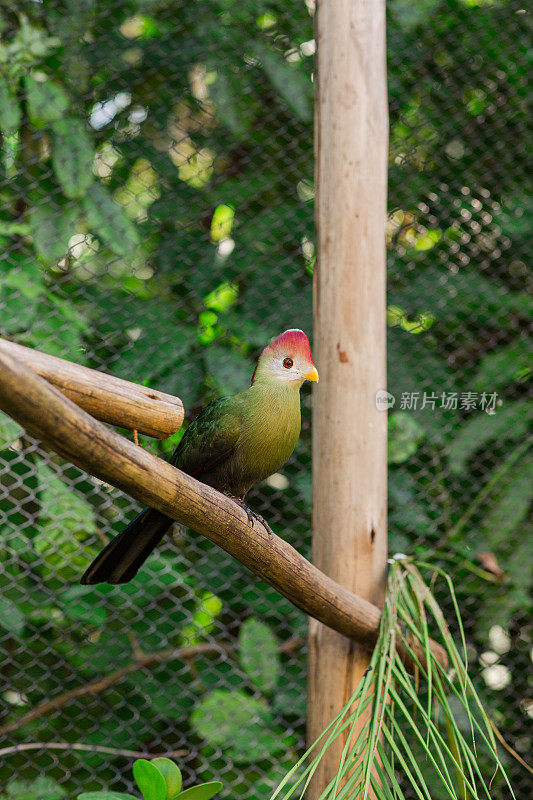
169;396;242;478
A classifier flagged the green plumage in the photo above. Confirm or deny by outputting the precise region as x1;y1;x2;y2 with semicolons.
171;380;301;498
80;328;316;585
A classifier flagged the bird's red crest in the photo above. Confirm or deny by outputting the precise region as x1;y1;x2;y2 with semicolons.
251;329;314;384
267;329;313;360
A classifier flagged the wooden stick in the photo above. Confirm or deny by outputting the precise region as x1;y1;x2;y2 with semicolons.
309;0;389;794
0;339;183;439
0;637;303;738
0;348;447;673
0;643;221;737
0;743;189;760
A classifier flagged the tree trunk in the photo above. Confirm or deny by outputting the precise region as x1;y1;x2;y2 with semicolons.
308;0;388;796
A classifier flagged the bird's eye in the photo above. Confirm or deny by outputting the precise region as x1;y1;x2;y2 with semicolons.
283;358;293;369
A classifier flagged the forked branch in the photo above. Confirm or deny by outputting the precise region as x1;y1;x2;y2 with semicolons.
0;339;183;438
0;342;447;672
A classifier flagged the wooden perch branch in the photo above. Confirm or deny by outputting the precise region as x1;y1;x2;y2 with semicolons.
0;345;448;672
0;339;183;439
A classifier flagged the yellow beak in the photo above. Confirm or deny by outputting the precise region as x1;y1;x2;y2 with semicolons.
305;366;319;383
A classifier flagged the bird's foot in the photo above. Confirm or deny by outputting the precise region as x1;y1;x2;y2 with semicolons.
252;510;275;539
231;497;275;538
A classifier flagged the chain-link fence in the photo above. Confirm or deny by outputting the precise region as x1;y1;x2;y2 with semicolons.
0;1;530;798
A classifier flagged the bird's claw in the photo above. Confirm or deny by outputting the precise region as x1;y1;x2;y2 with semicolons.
243;504;255;528
232;497;274;538
252;511;275;539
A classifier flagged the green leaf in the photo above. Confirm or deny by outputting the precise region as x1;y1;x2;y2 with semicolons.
191;689;287;763
51;117;94;198
29;200;79;263
132;759;167;800
387;328;455;441
0;597;25;636
238;617;280;693
391;0;440;30
479;451;533;546
210;70;249;137
475;521;533;636
204;346;251;395
492;192;532;239
180;590;222;645
176;783;223;800
26;294;90;360
82;182;139;256
7;777;66;800
77;794;139;800
388;412;425;464
150;758;182;799
0;76;21;134
25;75;70;126
447;399;533;474
57;586;107;627
0;261;44;335
37;461;97;536
34;460;97;579
0;411;23;449
204;280;237;310
388;471;431;538
272;665;307;720
472;337;531;390
390;264;533;330
255;43;312;123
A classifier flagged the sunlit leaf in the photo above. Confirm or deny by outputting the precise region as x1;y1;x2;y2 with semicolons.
0;411;23;450
210;206;235;243
204;280;238;310
177;783;223;800
29;201;79;263
52;118;94;198
150;758;182;799
191;690;287;763
77;793;138;800
238;617;281;693
388;412;425;464
0;597;25;636
114;157;160;222
391;0;440;30
447;399;532;473
7;777;66;800
34;460;97;579
0;261;44;335
82;182;139;256
120;15;160;40
25;75;70;126
255;43;312;123
210;71;249;137
0;76;21;134
472;337;531;390
132;759;167;800
181;591;222;645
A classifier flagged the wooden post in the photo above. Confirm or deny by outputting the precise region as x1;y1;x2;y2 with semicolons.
308;0;388;795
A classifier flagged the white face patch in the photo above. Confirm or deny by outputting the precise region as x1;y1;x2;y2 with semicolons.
263;352;312;384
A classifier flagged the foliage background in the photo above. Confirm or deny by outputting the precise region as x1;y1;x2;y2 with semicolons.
0;1;530;798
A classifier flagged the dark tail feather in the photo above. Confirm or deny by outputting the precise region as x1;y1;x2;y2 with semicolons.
81;507;173;585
